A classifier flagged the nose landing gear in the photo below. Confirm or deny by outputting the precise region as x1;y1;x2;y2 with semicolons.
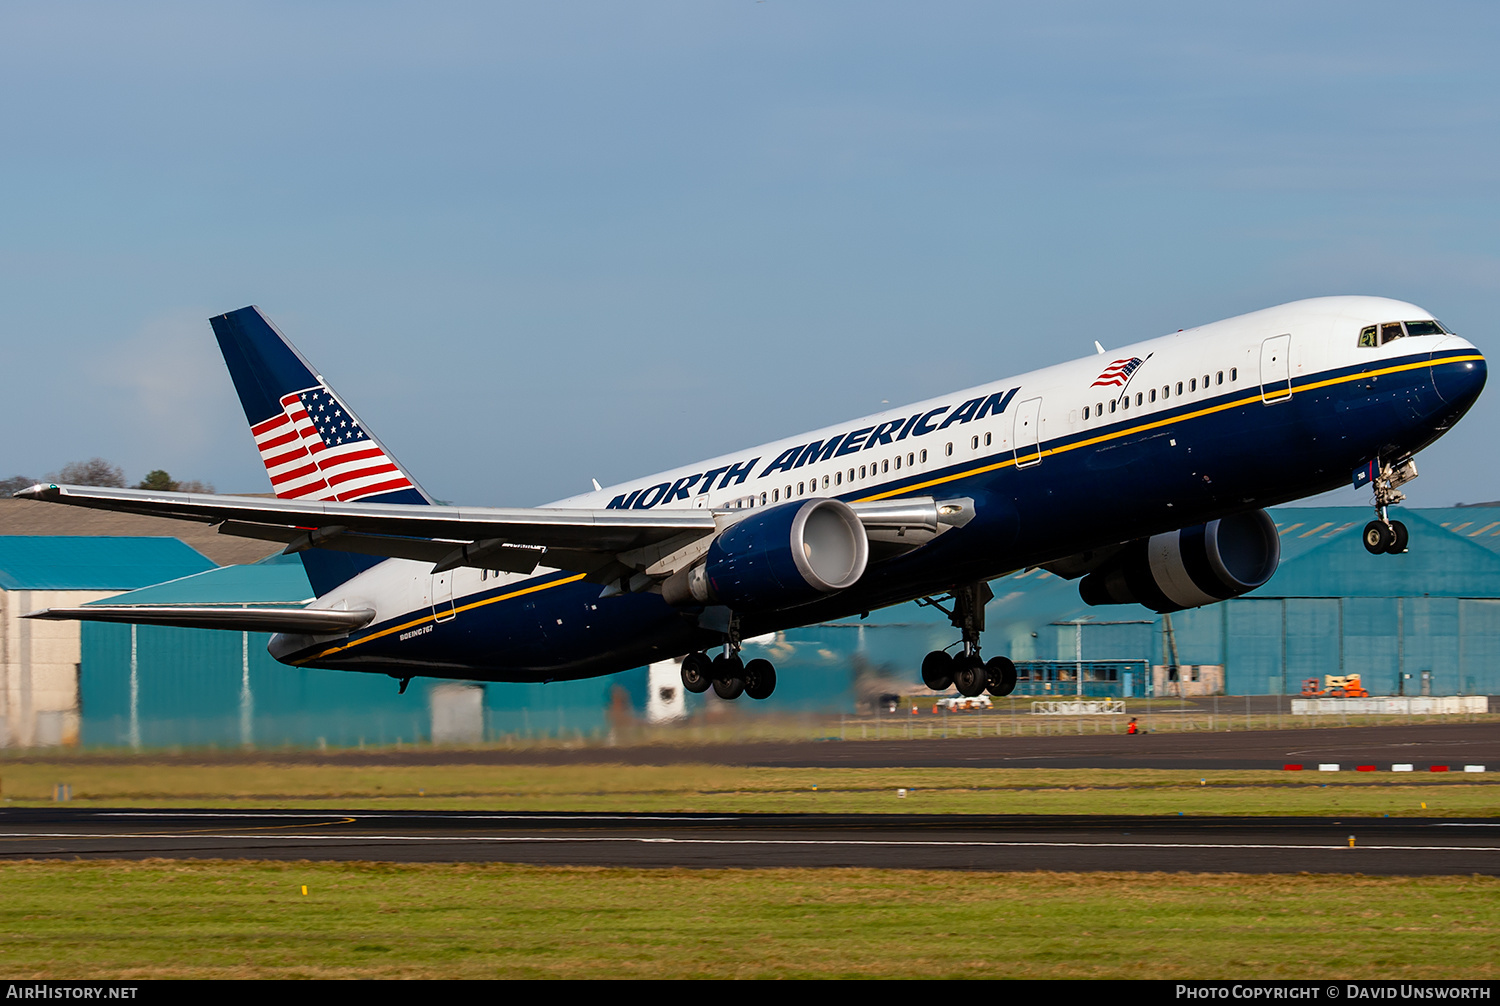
1361;457;1417;555
917;582;1018;698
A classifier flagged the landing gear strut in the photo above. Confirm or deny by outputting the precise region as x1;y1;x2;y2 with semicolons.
679;613;777;702
917;582;1017;698
1363;457;1417;555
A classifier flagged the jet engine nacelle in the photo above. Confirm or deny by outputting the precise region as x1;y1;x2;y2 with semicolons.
1078;509;1280;613
662;498;869;611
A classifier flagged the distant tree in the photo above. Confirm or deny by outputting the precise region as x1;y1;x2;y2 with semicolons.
55;458;126;487
176;479;215;494
137;469;179;491
0;475;35;495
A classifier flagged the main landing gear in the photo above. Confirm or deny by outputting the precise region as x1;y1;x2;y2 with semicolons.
916;582;1018;698
1363;457;1417;556
679;616;777;701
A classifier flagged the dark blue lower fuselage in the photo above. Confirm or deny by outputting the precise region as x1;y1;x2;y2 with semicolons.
280;349;1486;682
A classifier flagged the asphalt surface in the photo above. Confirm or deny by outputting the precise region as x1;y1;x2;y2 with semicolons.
9;722;1492;770
1;808;1496;874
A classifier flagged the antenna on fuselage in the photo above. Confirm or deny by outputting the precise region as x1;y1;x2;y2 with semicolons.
1094;341;1106;355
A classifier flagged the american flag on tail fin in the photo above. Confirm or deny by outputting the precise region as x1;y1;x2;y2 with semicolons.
251;386;415;502
1091;357;1144;388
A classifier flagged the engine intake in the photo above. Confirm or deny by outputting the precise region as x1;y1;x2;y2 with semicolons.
1079;509;1280;613
663;498;869;611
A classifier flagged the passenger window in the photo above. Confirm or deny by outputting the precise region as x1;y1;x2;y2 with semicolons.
785;485;792;498
1176;382;1183;395
1217;371;1224;385
848;468;855;482
984;432;992;446
894;455;902;469
1381;322;1405;344
945;442;953;457
1190;378;1197;392
822;475;830;489
1121;396;1129;411
908;452;916;466
1135;392;1143;406
835;471;842;486
920;450;927;463
882;459;889;473
1109;400;1116;413
859;465;866;479
1358;325;1378;348
798;482;804;495
772;489;779;502
1149;388;1156;403
1203;374;1210;387
1096;402;1103;415
970;436;979;449
1230;368;1237;381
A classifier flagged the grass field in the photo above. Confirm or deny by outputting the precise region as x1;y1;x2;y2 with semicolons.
0;861;1494;979
2;762;1495;816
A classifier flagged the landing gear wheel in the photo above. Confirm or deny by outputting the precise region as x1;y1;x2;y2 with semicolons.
1387;520;1409;554
921;650;955;691
680;652;712;694
710;653;745;700
985;655;1018;697
743;658;777;700
953;653;988;698
1363;520;1394;555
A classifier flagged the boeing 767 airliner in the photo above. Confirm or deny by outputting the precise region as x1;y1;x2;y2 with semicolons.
21;296;1486;701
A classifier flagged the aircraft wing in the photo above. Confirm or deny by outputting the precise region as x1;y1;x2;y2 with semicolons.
13;482;725;585
15;483;967;588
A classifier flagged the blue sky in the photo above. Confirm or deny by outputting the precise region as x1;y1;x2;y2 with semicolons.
3;2;1498;506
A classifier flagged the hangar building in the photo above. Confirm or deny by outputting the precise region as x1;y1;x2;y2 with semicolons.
1;498;1495;747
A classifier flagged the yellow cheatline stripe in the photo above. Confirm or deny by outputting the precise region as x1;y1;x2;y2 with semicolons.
294;572;588;663
857;354;1483;503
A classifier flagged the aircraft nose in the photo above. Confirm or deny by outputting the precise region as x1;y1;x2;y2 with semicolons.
1430;339;1487;408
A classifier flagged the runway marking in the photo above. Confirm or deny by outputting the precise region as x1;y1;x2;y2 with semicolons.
98;812;740;823
3;832;1498;853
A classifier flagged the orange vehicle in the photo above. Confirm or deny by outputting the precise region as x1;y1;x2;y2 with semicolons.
1304;674;1369;698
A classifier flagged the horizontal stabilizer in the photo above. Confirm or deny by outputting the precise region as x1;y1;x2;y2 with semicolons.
25;605;375;634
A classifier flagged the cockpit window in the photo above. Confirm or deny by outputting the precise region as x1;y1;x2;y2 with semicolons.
1380;322;1405;344
1358;326;1378;348
1403;320;1447;337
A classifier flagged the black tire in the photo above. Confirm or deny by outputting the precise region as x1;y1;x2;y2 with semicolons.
985;655;1018;697
953;653;987;697
1387;520;1409;554
1363;520;1393;555
921;650;954;691
680;652;712;694
711;654;745;700
744;658;777;700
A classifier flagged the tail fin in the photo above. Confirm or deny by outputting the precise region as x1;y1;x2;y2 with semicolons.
211;307;432;506
210;306;433;593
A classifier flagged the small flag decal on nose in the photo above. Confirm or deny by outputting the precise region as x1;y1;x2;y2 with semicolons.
1091;357;1144;388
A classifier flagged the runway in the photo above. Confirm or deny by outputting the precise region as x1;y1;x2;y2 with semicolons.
1;808;1496;874
9;722;1495;771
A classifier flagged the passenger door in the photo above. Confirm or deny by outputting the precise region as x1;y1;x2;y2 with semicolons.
1014;397;1043;468
1260;334;1292;404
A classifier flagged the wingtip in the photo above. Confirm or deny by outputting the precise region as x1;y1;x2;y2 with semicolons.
12;483;59;501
